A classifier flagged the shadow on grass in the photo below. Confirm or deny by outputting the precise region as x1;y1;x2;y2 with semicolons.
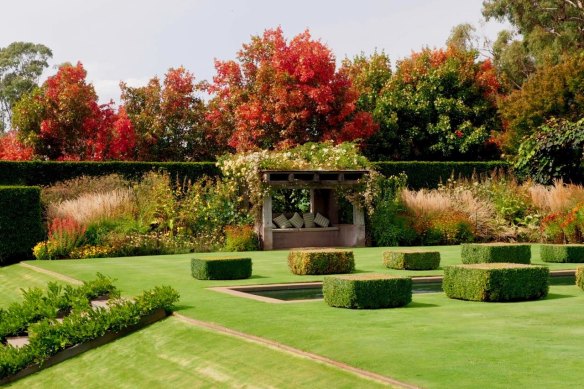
406;301;439;308
544;293;574;301
249;275;269;279
173;304;195;311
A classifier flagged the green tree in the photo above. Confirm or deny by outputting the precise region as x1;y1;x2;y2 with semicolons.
0;42;52;132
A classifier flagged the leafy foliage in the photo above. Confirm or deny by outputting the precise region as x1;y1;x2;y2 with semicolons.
514;118;584;184
287;248;355;275
207;27;377;151
460;243;531;264
190;257;252;280
383;250;441;270
540;244;584;263
370;45;502;160
323;274;412;309
0;130;33;160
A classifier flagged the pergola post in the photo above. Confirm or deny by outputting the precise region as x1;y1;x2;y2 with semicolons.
261;195;273;250
353;204;366;246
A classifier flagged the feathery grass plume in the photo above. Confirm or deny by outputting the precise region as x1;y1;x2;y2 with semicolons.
529;180;584;214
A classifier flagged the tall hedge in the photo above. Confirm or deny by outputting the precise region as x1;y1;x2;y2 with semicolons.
0;186;44;265
373;161;508;189
0;161;220;186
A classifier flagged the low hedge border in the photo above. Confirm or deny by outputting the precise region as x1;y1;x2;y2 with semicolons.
577;267;584;291
540;244;584;263
461;243;531;264
443;263;549;302
191;257;252;280
288;249;355;275
323;274;412;309
383;250;440;270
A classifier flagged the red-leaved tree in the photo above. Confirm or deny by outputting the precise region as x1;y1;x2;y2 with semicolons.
0;130;33;160
12;62;136;160
207;27;378;151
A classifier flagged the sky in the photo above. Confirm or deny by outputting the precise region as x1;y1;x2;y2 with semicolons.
1;0;510;104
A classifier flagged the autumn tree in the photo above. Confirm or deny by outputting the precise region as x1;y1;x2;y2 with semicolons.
120;67;214;161
0;42;52;132
369;44;502;161
0;131;33;160
11;62;135;160
207;27;377;151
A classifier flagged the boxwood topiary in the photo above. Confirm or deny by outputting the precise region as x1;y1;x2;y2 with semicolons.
443;263;549;302
288;249;355;275
461;243;531;264
0;186;44;266
540;244;584;263
577;267;584;291
383;250;440;270
191;257;252;280
323;274;412;309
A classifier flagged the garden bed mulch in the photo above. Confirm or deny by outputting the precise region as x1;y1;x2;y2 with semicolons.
0;308;167;385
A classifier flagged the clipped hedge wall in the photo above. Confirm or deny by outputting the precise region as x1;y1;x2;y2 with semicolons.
461;243;531;264
577;267;584;291
373;161;508;189
0;186;44;266
540;244;584;263
191;257;252;280
323;274;412;309
0;161;219;186
288;249;355;275
443;263;549;302
383;250;440;270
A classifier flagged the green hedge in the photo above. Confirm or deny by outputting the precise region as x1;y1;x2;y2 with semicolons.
288;249;355;275
443;263;549;302
0;161;219;186
383;250;440;270
191;257;252;280
323;274;412;309
461;243;531;264
0;186;44;266
577;267;584;291
373;161;508;189
540;244;584;263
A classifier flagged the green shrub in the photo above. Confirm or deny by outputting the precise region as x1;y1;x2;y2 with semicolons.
540;244;584;263
0;161;219;186
0;186;44;266
383;250;440;270
577;267;584;291
323;274;412;309
461;243;531;264
224;225;259;252
288;249;355;275
443;263;549;302
191;257;252;280
373;161;508;189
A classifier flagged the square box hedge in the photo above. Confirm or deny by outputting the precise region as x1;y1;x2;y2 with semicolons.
323;274;412;309
191;257;252;280
288;249;354;275
443;263;549;302
540;244;584;263
461;243;531;264
383;250;440;270
577;267;584;291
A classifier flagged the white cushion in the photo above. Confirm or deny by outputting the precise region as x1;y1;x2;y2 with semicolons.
273;214;292;228
314;212;330;227
303;212;315;228
289;212;304;228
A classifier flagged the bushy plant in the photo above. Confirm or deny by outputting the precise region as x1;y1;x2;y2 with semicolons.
191;257;252;280
577;267;584;291
224;225;259;252
33;217;87;260
288;249;355;275
323;274;412;309
540;244;584;263
540;203;584;243
461;243;531;264
41;174;130;208
383;250;441;270
443;263;549;302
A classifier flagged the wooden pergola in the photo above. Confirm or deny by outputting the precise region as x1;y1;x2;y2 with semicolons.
259;169;369;250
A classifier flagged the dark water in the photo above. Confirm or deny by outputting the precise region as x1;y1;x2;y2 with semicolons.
246;275;576;301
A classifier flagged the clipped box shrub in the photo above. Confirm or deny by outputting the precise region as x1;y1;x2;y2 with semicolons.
540;244;584;263
461;243;531;264
0;186;44;266
288;249;355;275
443;263;549;302
323;274;412;309
191;257;252;280
577;267;584;291
383;250;440;270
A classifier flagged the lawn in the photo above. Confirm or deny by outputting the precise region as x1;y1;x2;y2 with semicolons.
5;244;584;388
